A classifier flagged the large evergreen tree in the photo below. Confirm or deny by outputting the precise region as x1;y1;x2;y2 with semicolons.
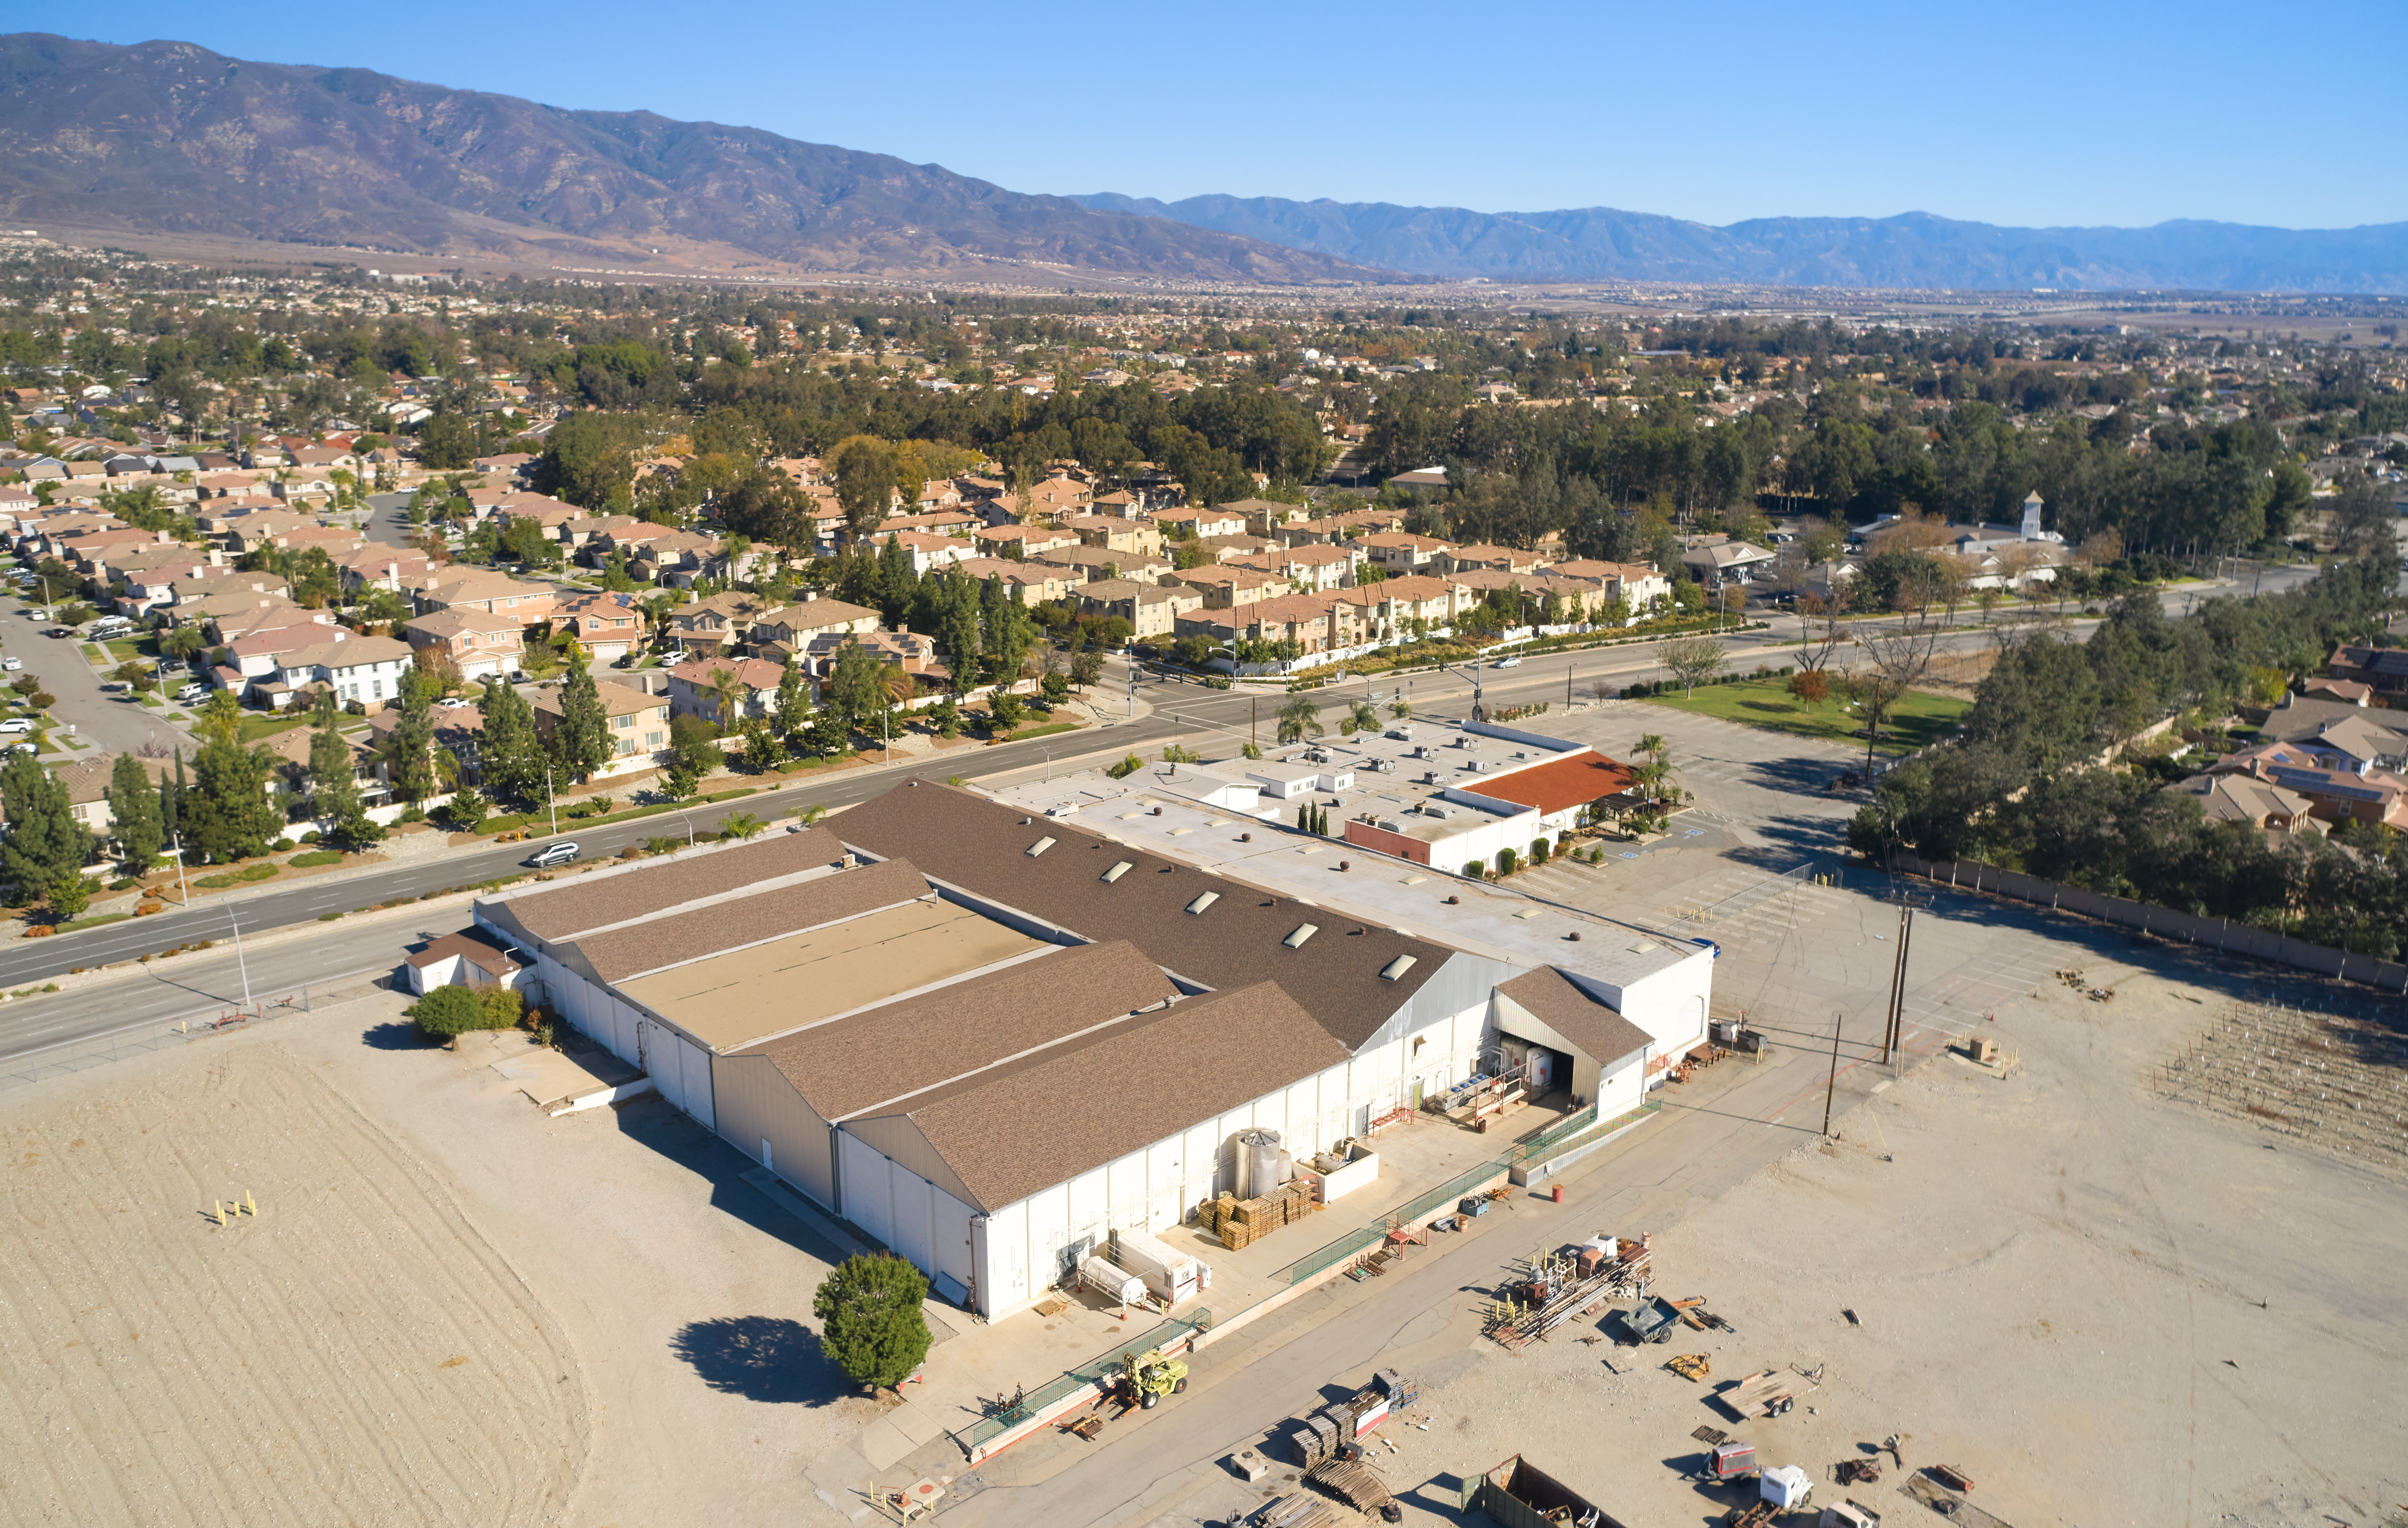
550;656;612;781
772;660;811;742
182;734;280;863
811;1255;931;1389
477;677;546;807
937;576;981;692
105;753;163;874
307;690;361;821
0;752;86;896
382;669;439;802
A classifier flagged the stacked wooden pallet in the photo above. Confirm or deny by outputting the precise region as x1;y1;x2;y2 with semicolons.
1305;1456;1393;1512
1247;1492;1336;1528
1206;1182;1321;1251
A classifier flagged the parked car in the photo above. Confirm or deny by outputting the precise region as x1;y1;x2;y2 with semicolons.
0;656;20;671
43;627;70;638
525;840;581;869
174;684;210;704
0;718;34;735
1491;656;1522;669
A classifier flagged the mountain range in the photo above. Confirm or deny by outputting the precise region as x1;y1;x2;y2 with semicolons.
1072;194;2408;293
2;33;2400;293
0;33;1385;284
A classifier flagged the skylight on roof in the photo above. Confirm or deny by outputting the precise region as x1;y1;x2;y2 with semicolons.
1284;922;1319;948
1186;891;1219;915
1101;861;1134;883
1027;837;1056;857
1379;955;1417;981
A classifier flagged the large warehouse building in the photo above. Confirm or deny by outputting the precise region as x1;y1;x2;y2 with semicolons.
470;776;1709;1320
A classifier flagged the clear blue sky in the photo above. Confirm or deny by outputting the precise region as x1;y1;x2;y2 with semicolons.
55;0;2408;230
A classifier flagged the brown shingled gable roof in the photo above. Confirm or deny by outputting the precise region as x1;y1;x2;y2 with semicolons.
736;939;1178;1122
880;979;1348;1212
483;832;859;943
563;857;934;984
833;783;1444;1049
1494;967;1654;1066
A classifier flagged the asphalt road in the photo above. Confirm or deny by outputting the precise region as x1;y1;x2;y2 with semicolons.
0;564;2332;1057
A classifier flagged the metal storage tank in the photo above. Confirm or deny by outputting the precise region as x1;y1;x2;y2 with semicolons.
1234;1129;1284;1196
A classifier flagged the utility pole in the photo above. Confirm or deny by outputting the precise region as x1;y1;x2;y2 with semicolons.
1880;901;1917;1065
1250;693;1258;753
1823;1010;1843;1136
1566;660;1574;708
545;763;559;839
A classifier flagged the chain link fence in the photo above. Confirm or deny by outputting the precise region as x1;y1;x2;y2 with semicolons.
0;975;390;1093
955;1307;1212;1455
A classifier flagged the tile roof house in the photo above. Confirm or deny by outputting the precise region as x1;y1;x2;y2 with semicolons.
2162;771;2323;841
1077;579;1200;639
1063;514;1165;557
411;568;558;627
260;634;415;711
531;678;671;776
403;608;526;681
1357;531;1455;573
47;752;173;838
741;597;881;656
665;657;789;725
551;590;648;664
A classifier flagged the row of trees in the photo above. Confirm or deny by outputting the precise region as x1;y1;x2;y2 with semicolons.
1850;558;2407;953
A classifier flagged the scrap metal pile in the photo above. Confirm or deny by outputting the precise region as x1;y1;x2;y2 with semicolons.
1485;1233;1653;1349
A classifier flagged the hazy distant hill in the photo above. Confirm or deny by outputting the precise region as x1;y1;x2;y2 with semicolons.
0;33;1390;284
1073;192;2408;293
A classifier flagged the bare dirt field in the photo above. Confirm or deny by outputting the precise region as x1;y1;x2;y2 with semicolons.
1354;958;2408;1528
0;1041;587;1528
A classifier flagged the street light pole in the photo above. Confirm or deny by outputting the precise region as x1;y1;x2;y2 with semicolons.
545;763;558;838
227;899;255;1014
167;826;191;906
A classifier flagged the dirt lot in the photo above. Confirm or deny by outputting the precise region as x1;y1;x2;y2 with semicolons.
1357;959;2408;1528
0;1041;587;1527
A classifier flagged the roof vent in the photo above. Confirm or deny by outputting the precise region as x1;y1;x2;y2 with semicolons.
1185;891;1219;915
1027;836;1056;857
1379;955;1417;981
1101;860;1133;883
1283;922;1320;949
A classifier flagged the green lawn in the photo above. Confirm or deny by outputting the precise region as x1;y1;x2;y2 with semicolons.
1643;678;1971;755
236;714;310;744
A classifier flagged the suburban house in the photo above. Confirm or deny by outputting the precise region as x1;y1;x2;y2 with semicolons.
1171;564;1287;609
1077;579;1200;640
743;597;882;659
972;524;1081;560
2163;771;2323;842
551;591;648;664
337;546;437;596
665;658;788;725
1064;514;1165;557
1357;532;1455;574
945;560;1079;606
1151;505;1247;541
258;633;416;711
1031;544;1173;585
669;591;782;658
531;679;671;775
403;608;527;681
411;568;557;628
1442;544;1552;577
48;752;173;839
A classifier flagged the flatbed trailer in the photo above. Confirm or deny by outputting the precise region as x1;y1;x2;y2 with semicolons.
1723;1366;1819;1419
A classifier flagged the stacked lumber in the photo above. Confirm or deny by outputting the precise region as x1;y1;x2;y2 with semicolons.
1248;1492;1336;1528
1306;1456;1394;1512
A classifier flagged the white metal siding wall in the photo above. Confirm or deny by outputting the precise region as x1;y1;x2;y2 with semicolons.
838;1132;980;1298
710;1056;837;1209
520;947;714;1130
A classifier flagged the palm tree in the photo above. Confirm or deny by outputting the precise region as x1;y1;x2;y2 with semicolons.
158;623;205;666
707;667;746;728
720;810;765;840
1350;701;1379;733
1277;696;1325;746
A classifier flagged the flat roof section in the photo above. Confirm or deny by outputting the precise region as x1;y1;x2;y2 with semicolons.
564;857;933;984
982;770;1701;992
617;897;1047;1054
736;939;1180;1122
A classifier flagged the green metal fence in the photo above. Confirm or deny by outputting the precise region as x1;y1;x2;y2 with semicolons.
956;1308;1211;1454
1513;1100;1602;1161
1518;1100;1658;1173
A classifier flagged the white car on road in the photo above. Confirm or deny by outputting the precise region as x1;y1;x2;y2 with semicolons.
1491;656;1523;669
0;718;34;735
525;840;581;869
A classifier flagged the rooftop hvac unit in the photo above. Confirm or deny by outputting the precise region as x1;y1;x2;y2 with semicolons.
1466;760;1483;773
1378;819;1404;833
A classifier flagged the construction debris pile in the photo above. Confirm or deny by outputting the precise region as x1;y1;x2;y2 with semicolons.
1199;1180;1323;1251
1485;1233;1654;1349
1290;1368;1419;1472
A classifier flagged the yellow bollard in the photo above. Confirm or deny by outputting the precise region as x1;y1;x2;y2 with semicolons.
213;1201;225;1228
245;1191;256;1217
